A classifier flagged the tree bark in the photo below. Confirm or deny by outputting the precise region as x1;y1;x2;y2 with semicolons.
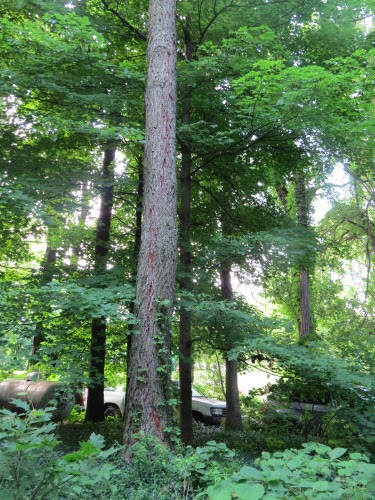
123;0;177;447
219;266;243;431
299;267;311;338
134;156;144;271
85;148;115;422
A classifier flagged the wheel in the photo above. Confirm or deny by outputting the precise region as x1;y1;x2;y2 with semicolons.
192;411;205;424
104;405;121;418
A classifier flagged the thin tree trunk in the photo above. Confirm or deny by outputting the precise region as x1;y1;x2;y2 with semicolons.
31;239;56;359
178;18;194;445
220;266;243;431
295;173;312;338
123;0;177;448
178;115;193;445
85;148;115;422
299;267;311;337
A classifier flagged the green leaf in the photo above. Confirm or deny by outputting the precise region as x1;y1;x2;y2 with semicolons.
234;483;265;499
88;432;105;450
312;480;331;492
10;398;30;412
63;440;99;462
237;465;263;481
328;448;347;460
205;481;233;500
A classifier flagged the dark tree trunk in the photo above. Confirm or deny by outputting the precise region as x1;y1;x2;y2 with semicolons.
219;266;243;431
295;173;312;338
178;19;194;445
178;119;193;445
31;241;56;358
225;356;242;429
123;0;177;447
299;267;311;337
85;148;115;422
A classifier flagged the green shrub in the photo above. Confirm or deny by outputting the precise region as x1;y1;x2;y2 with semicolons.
118;434;193;499
0;400;122;499
117;436;237;498
0;401;238;499
9;399;374;500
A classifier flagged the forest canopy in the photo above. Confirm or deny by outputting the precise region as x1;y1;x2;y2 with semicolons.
1;0;375;459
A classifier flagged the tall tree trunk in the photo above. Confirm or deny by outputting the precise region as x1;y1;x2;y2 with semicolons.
178;19;193;446
220;266;243;431
85;148;115;422
295;173;312;338
123;0;177;447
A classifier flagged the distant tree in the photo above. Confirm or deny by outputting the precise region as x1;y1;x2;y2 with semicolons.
85;148;115;422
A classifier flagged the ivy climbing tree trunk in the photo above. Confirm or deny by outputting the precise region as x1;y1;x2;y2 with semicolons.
123;0;177;447
85;148;115;422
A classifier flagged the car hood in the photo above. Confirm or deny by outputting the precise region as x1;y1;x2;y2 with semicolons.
193;396;226;408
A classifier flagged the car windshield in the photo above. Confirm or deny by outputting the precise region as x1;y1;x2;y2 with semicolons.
172;380;205;398
192;385;204;397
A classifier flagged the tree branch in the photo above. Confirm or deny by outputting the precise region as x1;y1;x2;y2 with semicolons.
101;0;147;42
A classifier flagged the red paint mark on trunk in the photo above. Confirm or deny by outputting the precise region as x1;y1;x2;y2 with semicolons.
150;407;162;436
148;250;156;267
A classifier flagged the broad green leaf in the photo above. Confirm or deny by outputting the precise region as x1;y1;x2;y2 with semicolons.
237;465;263;481
234;483;265;500
328;448;347;460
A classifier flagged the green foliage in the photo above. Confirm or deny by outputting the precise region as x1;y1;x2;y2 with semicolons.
186;440;236;487
0;1;375;493
202;443;375;500
239;336;375;393
0;403;235;499
3;402;375;499
118;435;195;499
0;404;59;499
41;279;135;322
0;402;122;499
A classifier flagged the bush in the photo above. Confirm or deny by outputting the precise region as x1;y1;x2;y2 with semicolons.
5;400;374;499
0;400;122;499
0;401;237;499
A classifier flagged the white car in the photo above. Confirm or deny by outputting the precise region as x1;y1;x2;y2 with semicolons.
83;388;125;418
189;384;226;425
84;383;226;425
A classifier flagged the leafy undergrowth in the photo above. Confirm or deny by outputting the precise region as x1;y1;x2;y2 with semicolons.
202;443;375;500
56;418;123;453
2;403;375;499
